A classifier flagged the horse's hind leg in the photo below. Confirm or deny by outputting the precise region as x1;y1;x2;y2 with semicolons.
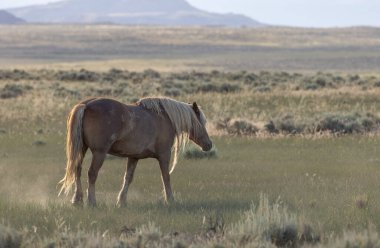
72;146;88;205
117;158;138;207
87;151;106;207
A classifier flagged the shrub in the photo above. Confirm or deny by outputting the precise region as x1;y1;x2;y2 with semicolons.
197;83;241;94
197;83;219;93
255;86;272;93
303;82;321;91
219;83;241;93
56;69;99;82
315;112;373;134
244;73;259;84
349;74;360;82
267;115;305;134
0;84;33;99
143;69;160;79
264;121;278;134
217;118;259;136
0;69;34;81
0;224;22;248
53;87;81;98
102;68;130;82
164;88;182;97
315;77;327;87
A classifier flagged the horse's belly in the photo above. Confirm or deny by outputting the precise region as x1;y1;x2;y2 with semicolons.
109;140;155;158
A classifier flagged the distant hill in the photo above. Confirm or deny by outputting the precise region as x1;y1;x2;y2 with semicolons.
8;0;263;27
0;10;25;24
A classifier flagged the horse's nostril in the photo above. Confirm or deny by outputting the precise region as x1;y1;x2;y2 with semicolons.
203;143;212;151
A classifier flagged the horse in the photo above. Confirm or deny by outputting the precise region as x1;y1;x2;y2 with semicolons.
58;97;213;207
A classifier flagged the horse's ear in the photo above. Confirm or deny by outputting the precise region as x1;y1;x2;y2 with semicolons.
192;102;200;114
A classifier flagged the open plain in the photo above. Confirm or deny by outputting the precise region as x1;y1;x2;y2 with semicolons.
1;25;380;247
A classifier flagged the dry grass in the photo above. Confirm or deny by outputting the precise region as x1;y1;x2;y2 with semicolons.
1;69;380;137
1;25;380;247
0;25;380;72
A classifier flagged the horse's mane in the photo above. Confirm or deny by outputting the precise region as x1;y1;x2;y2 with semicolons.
137;97;206;174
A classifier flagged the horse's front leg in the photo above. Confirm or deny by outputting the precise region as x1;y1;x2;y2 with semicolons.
117;158;138;207
158;154;175;203
87;151;106;207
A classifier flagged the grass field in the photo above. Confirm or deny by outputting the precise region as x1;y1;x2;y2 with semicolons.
1;134;380;246
0;25;380;72
1;25;380;247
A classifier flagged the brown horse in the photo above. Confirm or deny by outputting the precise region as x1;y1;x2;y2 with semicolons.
58;97;212;207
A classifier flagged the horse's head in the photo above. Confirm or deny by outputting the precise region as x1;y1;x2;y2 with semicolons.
189;102;213;151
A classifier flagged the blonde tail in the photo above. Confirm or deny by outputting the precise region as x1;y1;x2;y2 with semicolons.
58;104;86;196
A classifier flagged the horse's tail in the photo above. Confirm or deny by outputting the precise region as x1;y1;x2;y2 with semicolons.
58;103;86;196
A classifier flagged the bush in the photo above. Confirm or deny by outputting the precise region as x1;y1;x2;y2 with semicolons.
0;84;33;99
315;112;380;134
267;115;306;134
197;83;219;93
53;87;81;98
0;69;34;81
303;82;321;91
219;83;241;93
255;86;272;93
217;118;259;136
264;113;380;135
0;224;22;248
56;69;99;82
143;69;160;79
197;83;241;94
315;77;327;87
164;88;182;97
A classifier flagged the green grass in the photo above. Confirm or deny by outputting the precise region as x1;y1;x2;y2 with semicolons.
1;134;380;241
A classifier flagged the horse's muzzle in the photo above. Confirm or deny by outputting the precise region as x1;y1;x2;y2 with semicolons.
202;142;213;152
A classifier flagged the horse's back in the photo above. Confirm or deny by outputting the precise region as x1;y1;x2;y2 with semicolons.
82;98;129;151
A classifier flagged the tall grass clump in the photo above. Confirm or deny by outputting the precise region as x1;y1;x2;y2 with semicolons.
229;194;320;247
325;227;380;248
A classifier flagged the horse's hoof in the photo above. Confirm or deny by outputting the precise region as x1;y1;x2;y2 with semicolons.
71;200;84;207
117;203;127;208
87;201;97;208
166;197;175;205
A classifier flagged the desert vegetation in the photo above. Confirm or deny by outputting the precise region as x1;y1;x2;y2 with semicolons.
1;26;380;247
1;68;380;247
1;68;380;135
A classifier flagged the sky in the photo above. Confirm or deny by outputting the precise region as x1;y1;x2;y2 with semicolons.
0;0;379;27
